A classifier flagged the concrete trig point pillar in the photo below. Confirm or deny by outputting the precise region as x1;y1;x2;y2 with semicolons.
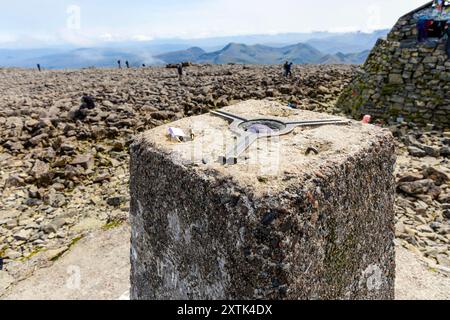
130;100;396;300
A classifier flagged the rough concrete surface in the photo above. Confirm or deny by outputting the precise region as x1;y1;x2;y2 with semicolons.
1;224;130;300
130;100;397;300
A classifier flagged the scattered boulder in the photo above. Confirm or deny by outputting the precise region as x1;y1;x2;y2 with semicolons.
5;174;26;187
41;218;68;234
30;160;53;186
71;154;94;170
94;172;111;183
106;196;127;207
5;117;23;137
81;96;96;110
444;210;450;220
216;96;229;107
397;179;440;199
14;229;32;241
150;111;174;121
408;146;426;157
397;173;423;183
422;145;441;157
423;167;449;186
4;249;21;260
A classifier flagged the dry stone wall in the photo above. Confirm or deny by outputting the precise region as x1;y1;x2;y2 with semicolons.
337;4;450;128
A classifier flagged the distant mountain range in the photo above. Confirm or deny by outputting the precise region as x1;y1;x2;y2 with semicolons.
156;43;370;65
0;30;388;69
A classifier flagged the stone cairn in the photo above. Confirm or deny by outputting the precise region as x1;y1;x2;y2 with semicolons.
337;2;450;128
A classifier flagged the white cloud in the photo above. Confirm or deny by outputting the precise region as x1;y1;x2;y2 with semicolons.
328;26;361;33
0;33;17;44
58;28;96;46
100;33;114;42
132;35;154;42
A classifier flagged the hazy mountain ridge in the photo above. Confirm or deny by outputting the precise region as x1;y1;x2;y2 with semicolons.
316;50;371;64
155;47;206;64
0;47;164;69
305;29;389;53
157;43;370;65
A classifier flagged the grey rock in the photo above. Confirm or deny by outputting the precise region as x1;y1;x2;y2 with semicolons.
422;145;441;158
4;249;21;260
71;154;95;170
106;196;127;207
443;210;450;220
94;173;111;183
397;179;437;196
41;218;67;234
440;146;450;157
14;229;32;241
408;146;426;158
30;160;53;186
423;167;449;186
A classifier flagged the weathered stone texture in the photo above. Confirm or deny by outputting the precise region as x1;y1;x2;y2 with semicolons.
337;3;450;128
130;100;396;300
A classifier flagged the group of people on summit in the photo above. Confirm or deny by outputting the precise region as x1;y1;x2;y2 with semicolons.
417;18;450;57
36;58;294;79
419;0;450;57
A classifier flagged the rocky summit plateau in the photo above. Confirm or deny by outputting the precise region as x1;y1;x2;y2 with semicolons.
0;63;449;299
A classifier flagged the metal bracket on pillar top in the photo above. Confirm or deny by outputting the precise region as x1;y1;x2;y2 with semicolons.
210;110;349;165
218;132;259;165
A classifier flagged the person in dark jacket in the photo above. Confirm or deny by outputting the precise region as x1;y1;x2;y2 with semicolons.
37;64;41;72
446;22;450;58
125;60;130;68
177;64;183;79
283;61;293;77
283;61;289;77
117;60;122;69
286;62;293;77
417;18;427;42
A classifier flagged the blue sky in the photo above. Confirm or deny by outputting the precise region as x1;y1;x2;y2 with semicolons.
0;0;428;47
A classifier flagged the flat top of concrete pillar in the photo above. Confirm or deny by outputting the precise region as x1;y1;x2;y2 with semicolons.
136;100;392;195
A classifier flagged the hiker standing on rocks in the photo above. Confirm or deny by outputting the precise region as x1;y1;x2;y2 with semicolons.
126;61;130;68
283;61;289;77
177;63;183;80
118;60;122;69
283;61;293;77
37;64;41;72
446;22;450;58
